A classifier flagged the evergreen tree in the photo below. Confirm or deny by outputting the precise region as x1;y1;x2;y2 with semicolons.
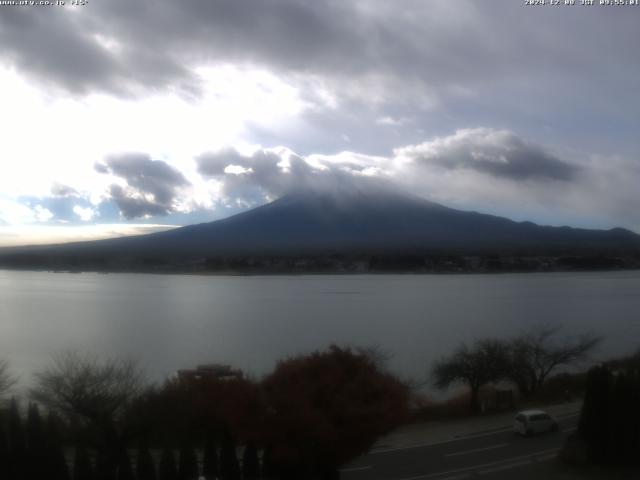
46;412;70;480
629;369;640;462
73;447;95;480
219;428;240;480
26;403;47;480
95;448;117;480
178;445;199;480
0;425;10;480
201;436;218;480
260;445;275;480
158;448;178;480
27;403;45;450
241;441;259;480
117;450;135;480
8;398;26;480
578;366;613;464
577;364;640;466
136;446;157;480
608;369;640;466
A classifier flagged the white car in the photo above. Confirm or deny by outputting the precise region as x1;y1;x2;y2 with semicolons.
513;410;559;436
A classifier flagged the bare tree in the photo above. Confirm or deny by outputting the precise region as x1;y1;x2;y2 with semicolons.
31;351;145;424
431;339;510;414
355;344;394;368
507;325;601;398
0;359;17;397
31;350;146;467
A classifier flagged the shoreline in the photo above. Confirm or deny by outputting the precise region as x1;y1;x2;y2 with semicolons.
1;265;640;277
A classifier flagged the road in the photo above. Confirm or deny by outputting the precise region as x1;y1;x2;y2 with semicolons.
340;413;579;480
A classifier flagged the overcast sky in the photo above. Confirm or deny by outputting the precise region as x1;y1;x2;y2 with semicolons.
0;0;639;245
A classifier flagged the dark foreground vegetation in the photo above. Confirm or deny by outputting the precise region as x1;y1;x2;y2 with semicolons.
561;351;640;468
1;327;637;479
0;347;410;480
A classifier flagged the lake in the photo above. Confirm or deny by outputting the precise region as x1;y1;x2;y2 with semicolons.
1;269;639;389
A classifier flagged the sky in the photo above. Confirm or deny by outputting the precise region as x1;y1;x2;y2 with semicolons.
0;0;639;246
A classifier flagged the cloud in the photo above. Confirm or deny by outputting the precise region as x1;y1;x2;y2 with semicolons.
1;0;638;175
51;183;79;197
96;154;191;219
4;0;637;117
197;129;580;209
33;205;54;222
0;7;121;96
395;128;579;181
194;129;640;231
4;126;640;235
0;5;191;97
0;197;37;225
386;129;640;229
196;146;392;207
197;148;312;205
73;205;96;222
0;1;637;241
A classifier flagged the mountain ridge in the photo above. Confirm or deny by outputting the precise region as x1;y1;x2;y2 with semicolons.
1;189;639;273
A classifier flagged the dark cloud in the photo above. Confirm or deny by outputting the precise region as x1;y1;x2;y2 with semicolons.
397;129;579;182
196;149;254;177
0;8;122;96
96;154;191;219
107;185;173;220
50;183;79;197
3;0;638;112
196;147;388;206
196;130;580;214
197;149;309;204
0;4;193;97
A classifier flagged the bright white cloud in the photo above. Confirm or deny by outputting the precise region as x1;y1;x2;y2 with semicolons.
73;205;96;222
33;205;53;222
0;197;37;225
0;64;308;202
224;165;254;175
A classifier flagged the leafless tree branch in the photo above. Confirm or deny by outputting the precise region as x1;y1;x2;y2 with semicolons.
0;359;17;397
30;350;145;425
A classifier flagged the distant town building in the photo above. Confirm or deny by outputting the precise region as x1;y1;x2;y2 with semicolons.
177;363;244;383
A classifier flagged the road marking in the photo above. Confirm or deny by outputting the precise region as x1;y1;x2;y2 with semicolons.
444;443;508;458
339;465;372;472
394;448;559;480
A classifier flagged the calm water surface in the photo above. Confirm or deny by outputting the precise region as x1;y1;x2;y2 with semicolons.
1;269;639;386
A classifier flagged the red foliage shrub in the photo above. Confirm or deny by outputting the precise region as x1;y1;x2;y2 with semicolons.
261;345;411;475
